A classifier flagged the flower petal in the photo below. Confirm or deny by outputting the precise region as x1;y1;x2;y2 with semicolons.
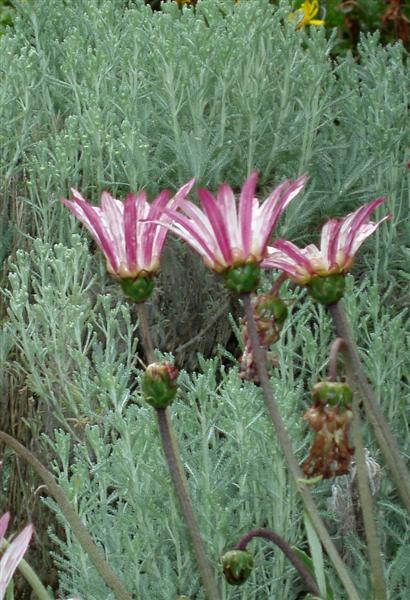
197;188;232;264
0;524;33;598
62;196;119;272
238;171;259;256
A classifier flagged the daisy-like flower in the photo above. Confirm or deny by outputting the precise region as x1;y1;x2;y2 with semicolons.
0;513;33;599
62;179;195;301
262;197;390;304
158;172;307;293
290;0;325;30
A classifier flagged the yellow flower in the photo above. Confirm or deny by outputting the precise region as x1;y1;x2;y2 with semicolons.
290;0;325;30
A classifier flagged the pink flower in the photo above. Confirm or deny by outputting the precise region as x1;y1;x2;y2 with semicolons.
262;197;390;283
0;513;33;599
157;171;307;272
62;180;195;279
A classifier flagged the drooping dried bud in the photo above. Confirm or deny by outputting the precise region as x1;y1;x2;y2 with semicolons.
141;362;179;408
221;550;254;586
308;273;346;305
224;263;261;294
120;276;155;302
312;381;353;408
303;403;354;479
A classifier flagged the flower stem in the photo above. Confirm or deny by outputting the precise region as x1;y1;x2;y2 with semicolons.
137;302;220;600
327;337;345;381
241;293;361;600
235;527;320;596
349;394;387;598
137;302;155;364
328;301;410;517
0;432;133;600
156;409;220;600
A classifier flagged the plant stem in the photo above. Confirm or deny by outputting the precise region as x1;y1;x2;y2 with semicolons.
328;302;410;517
137;302;155;364
242;293;361;600
137;301;220;600
156;409;221;600
349;395;387;599
0;432;133;600
327;337;345;381
235;527;320;596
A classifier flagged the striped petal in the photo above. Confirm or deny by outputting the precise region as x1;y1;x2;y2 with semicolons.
238;171;259;256
262;245;311;282
338;197;386;258
62;195;119;272
152;178;196;258
198;188;232;264
258;174;308;251
0;514;10;542
0;524;33;599
160;208;218;266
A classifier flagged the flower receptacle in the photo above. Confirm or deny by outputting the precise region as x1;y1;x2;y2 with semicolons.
120;276;155;302
308;274;346;305
224;263;260;294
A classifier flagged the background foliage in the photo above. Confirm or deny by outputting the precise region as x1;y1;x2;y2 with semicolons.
0;0;409;598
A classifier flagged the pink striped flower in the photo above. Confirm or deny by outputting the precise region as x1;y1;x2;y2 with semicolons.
262;197;390;284
0;513;33;599
62;180;195;280
159;172;307;273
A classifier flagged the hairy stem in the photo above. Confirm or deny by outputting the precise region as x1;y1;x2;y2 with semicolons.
235;527;320;596
137;302;155;364
327;337;345;381
137;301;220;600
328;302;410;516
156;409;220;600
0;432;133;600
242;293;360;600
350;395;387;599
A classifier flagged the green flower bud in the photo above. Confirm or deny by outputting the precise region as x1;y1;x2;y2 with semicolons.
120;276;155;302
221;550;254;586
224;264;261;294
141;362;179;408
312;381;353;408
257;296;288;325
308;274;346;305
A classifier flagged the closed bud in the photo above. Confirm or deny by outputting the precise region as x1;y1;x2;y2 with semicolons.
256;296;288;325
120;276;155;302
312;381;353;408
141;362;179;408
308;273;346;305
224;263;260;294
221;550;253;586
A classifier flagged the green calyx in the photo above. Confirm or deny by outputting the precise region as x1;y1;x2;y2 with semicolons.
141;362;179;409
312;381;353;408
120;276;155;302
224;263;261;294
307;273;346;305
221;550;254;586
